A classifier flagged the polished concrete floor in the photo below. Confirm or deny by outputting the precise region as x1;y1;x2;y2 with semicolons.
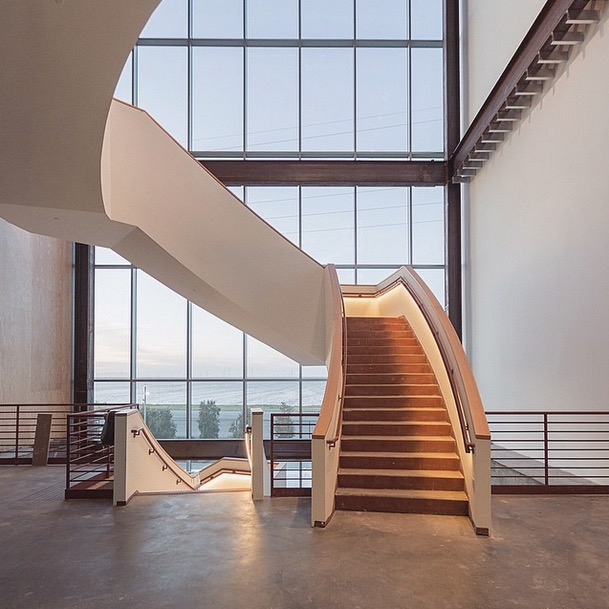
1;466;608;609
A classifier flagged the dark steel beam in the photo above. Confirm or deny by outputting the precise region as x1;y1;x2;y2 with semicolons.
449;0;574;176
201;160;447;186
445;0;462;338
73;243;94;407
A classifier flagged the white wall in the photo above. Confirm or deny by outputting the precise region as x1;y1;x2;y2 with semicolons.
464;0;546;122
466;9;609;412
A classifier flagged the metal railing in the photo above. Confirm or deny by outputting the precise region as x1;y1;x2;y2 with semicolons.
0;403;85;464
271;413;318;497
489;411;609;493
65;405;138;499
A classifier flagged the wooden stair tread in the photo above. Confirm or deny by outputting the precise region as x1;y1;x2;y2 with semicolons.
340;450;459;460
342;434;454;441
342;421;450;428
344;393;442;400
335;487;467;501
343;407;446;412
339;468;463;478
344;395;442;400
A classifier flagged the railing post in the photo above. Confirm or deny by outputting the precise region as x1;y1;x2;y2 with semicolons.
270;413;275;496
543;413;549;486
65;414;71;492
15;404;20;461
251;409;265;501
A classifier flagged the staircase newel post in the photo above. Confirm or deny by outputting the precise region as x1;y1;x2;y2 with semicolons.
251;409;266;500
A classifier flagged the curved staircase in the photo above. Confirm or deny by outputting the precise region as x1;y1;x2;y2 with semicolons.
335;316;468;516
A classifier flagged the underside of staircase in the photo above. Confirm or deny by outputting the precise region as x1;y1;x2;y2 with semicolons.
335;316;468;517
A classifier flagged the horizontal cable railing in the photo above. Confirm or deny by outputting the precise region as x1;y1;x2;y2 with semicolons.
1;403;94;465
488;411;609;492
271;413;319;497
65;405;138;498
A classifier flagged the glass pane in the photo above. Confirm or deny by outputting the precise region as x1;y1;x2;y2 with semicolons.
193;0;244;38
302;48;354;153
411;186;444;264
136;271;187;378
140;0;188;38
357;48;408;153
246;381;299;438
191;382;244;439
356;268;399;284
114;54;133;103
302;380;327;413
137;46;188;146
337;268;356;283
302;365;327;379
138;382;187;439
301;187;354;264
192;307;243;377
228;186;244;200
247;0;298;38
246;187;299;245
411;48;444;154
410;0;443;40
356;0;407;40
415;268;445;307
94;269;131;379
94;382;131;405
192;47;243;154
247;48;298;152
247;336;299;378
357;186;409;264
95;247;129;265
301;0;354;39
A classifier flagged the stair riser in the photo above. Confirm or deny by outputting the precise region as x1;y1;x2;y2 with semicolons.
335;495;469;516
347;356;428;367
342;409;448;422
342;423;451;437
341;438;455;453
338;474;464;492
348;338;420;347
347;364;432;374
339;455;460;471
345;385;440;397
347;373;436;384
347;331;415;340
348;346;424;355
347;318;407;326
344;396;444;408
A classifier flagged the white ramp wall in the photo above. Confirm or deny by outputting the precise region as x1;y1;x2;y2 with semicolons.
102;101;327;365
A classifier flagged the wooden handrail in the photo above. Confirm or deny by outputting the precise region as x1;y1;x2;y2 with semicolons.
312;265;345;442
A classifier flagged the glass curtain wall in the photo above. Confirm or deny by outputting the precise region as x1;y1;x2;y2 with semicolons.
114;0;445;159
94;0;446;438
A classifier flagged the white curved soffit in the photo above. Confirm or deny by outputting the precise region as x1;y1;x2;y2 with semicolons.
0;0;327;365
